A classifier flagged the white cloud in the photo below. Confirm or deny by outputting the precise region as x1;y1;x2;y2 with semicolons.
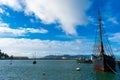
0;0;92;35
24;0;91;35
0;21;9;27
0;22;48;37
108;17;119;25
109;33;120;43
0;8;10;16
0;8;4;14
21;27;48;34
0;26;25;36
0;0;23;11
0;38;93;57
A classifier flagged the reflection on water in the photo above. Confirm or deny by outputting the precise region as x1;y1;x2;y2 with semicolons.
93;64;120;80
95;71;116;80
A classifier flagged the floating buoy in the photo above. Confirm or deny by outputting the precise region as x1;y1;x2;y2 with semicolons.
76;67;80;71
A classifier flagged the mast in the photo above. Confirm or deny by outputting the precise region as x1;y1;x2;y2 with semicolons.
98;9;104;56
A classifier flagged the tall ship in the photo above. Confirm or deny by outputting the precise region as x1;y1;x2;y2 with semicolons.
92;9;116;72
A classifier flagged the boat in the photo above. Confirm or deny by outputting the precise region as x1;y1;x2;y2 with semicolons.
92;9;116;72
32;52;37;64
76;58;92;63
33;60;36;64
76;55;92;63
76;56;85;63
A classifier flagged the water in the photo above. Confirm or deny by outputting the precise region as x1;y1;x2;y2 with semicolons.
0;60;120;80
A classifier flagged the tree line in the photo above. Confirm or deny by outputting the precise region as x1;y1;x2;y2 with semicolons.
0;50;10;59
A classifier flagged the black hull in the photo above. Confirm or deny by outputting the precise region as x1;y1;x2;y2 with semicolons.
92;55;116;72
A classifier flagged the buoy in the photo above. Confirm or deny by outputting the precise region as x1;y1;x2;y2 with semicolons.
76;67;80;71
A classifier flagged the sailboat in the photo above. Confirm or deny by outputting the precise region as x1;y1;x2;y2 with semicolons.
92;9;116;72
32;52;37;64
33;60;36;64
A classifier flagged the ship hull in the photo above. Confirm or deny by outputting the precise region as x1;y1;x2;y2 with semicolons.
92;55;116;72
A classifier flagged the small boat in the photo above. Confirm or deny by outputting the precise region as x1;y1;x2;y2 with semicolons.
76;59;84;63
33;60;36;64
76;58;92;63
92;9;116;72
32;52;37;64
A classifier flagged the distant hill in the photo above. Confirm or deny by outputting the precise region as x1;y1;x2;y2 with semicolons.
41;54;92;60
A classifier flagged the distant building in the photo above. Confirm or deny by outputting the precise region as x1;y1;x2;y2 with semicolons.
61;57;68;60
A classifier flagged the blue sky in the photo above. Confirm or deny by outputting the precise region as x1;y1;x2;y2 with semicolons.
0;0;120;57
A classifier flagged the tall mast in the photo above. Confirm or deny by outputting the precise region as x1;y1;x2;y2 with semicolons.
98;9;104;56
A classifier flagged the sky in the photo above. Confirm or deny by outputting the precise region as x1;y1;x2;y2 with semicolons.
0;0;120;57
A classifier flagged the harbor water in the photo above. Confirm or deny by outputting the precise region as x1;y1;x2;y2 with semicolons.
0;60;120;80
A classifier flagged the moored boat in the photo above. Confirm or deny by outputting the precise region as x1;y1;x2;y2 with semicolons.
92;9;116;72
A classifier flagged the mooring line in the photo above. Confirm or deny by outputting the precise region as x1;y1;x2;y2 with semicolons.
106;63;116;74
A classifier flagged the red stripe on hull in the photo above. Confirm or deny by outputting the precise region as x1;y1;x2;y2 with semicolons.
94;66;109;71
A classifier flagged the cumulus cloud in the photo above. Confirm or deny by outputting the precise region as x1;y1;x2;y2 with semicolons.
109;33;120;43
0;38;93;57
0;0;23;11
0;0;94;57
0;22;48;37
0;0;92;35
24;0;91;35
